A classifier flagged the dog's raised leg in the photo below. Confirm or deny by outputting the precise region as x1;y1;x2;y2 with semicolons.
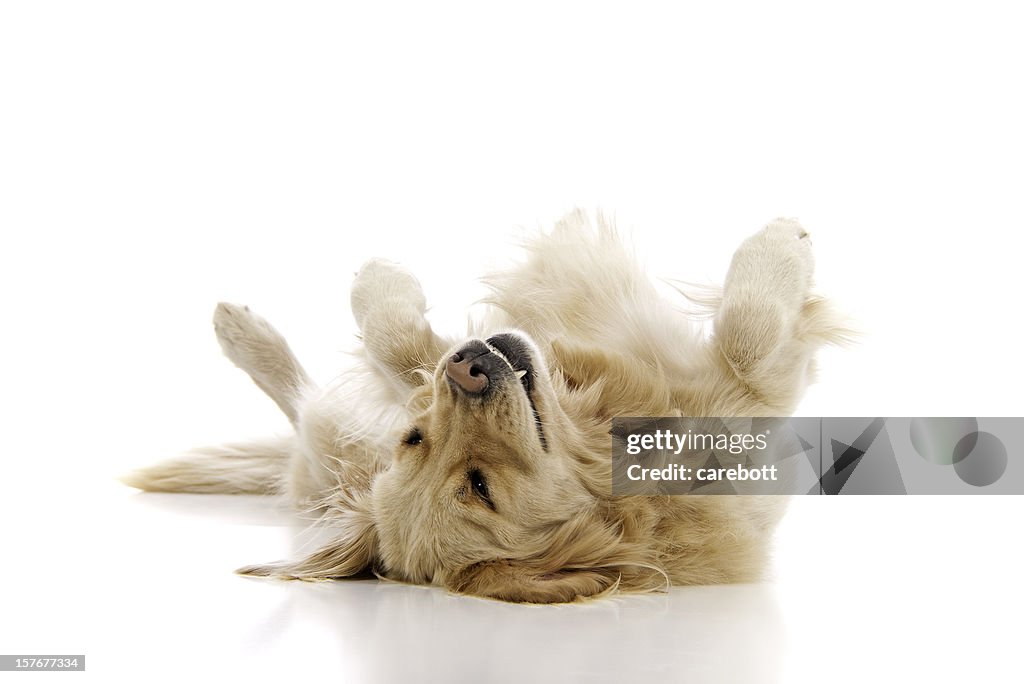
120;304;310;494
213;302;313;425
349;258;451;384
709;219;843;414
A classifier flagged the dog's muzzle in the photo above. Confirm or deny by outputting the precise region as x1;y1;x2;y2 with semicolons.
445;340;494;394
445;335;534;396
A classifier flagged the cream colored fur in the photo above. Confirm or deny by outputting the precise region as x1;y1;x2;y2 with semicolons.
124;211;847;603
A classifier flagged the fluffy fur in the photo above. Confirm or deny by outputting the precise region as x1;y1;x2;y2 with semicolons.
124;211;847;603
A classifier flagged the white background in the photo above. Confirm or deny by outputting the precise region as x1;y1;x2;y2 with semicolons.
1;2;1022;682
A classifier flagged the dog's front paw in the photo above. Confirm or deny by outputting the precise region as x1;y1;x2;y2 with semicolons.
754;218;814;276
350;258;427;329
726;218;815;310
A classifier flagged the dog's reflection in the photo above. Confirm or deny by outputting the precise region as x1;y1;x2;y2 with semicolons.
126;490;783;681
246;579;784;683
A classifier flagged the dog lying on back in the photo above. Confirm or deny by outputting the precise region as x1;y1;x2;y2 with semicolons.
125;211;845;603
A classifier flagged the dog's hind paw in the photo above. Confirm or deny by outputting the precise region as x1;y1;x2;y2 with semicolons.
213;303;289;368
212;302;311;423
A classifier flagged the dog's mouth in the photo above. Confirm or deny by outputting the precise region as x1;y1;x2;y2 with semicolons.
444;333;547;450
485;333;546;450
484;333;534;394
485;331;548;448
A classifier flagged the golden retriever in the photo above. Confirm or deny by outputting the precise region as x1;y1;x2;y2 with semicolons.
124;210;845;603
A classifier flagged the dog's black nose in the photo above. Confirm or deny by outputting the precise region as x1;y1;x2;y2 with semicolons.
446;340;495;394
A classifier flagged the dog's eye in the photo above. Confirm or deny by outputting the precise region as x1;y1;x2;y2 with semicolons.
403;427;423;446
469;469;493;508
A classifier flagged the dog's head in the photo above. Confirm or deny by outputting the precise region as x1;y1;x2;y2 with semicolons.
371;332;628;602
244;331;661;602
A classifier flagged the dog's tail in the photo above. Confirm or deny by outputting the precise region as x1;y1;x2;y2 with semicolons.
120;437;293;494
122;302;313;495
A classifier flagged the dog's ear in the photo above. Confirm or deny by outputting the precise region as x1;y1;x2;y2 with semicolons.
236;510;378;580
445;509;668;603
446;561;621;603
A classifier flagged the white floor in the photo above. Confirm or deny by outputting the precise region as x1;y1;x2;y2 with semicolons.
3;478;1020;683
